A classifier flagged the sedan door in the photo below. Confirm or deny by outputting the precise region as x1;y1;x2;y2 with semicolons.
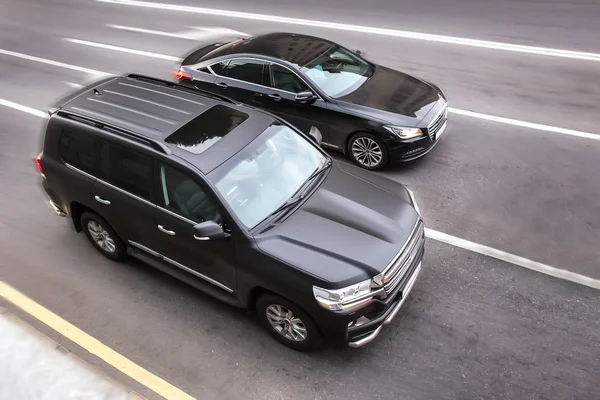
252;63;331;142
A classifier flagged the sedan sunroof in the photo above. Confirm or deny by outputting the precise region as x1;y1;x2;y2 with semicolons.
165;105;249;154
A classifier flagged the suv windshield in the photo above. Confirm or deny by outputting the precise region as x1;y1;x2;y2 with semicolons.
300;45;374;98
211;123;327;229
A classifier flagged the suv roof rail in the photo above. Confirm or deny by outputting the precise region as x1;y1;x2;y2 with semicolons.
56;110;172;155
125;73;239;105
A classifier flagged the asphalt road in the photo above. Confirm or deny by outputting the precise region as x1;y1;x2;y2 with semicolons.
1;0;599;399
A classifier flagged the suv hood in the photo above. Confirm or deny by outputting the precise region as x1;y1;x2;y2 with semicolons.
254;162;420;288
335;66;441;126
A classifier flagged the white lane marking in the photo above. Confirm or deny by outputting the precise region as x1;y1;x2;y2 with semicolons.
448;108;600;141
107;24;249;40
425;228;600;290
65;81;83;88
4;42;598;142
0;48;109;76
0;99;47;118
1;98;598;291
97;0;600;62
64;38;182;61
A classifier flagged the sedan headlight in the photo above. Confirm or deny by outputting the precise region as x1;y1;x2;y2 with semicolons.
313;279;377;312
406;187;421;215
383;126;423;139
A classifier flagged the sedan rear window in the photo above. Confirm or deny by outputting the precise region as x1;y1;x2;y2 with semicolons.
165;105;249;154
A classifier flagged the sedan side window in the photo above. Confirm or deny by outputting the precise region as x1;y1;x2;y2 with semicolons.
270;64;310;93
224;58;267;85
159;163;222;224
210;60;229;76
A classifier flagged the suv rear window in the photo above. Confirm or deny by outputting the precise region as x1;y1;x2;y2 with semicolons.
165;105;249;154
59;130;99;175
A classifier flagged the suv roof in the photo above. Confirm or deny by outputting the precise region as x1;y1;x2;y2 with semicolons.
49;74;278;174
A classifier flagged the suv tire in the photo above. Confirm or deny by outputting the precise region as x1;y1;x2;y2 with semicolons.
80;211;127;261
256;294;323;351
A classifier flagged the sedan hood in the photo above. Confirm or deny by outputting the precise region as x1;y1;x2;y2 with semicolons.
336;66;441;126
255;162;420;288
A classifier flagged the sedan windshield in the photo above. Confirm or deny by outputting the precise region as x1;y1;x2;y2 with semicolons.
300;45;374;98
211;123;327;229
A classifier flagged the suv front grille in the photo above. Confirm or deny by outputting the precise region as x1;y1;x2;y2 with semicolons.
382;220;425;295
426;104;447;140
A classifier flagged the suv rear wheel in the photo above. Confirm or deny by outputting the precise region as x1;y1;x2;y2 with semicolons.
81;211;127;261
256;294;323;351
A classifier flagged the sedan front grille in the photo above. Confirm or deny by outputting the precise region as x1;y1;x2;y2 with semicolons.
382;219;425;295
426;104;447;140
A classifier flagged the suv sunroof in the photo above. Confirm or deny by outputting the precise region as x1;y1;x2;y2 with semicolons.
165;105;249;154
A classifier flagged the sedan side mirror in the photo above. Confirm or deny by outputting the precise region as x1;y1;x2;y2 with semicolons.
193;221;230;241
308;126;322;146
295;91;316;103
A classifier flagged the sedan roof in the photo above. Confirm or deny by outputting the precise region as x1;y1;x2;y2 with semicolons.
204;32;336;66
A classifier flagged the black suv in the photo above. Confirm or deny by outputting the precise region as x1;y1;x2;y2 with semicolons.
37;74;425;351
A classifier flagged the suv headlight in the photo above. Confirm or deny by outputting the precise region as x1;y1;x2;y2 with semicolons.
383;126;423;139
406;188;421;215
313;280;379;312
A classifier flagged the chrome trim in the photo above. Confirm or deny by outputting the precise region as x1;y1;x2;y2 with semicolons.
158;225;176;235
65;163;96;180
406;188;421;215
436;121;448;140
320;142;339;149
94;195;111;205
383;262;422;325
156;206;196;225
205;57;324;101
128;240;161;257
427;102;447;129
194;235;210;241
163;256;233;293
48;200;67;217
128;241;234;293
348;326;382;348
348;262;422;348
381;219;422;278
383;227;424;295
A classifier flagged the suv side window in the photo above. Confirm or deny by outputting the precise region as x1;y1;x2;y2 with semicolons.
269;64;310;93
103;142;153;200
158;163;222;224
224;58;267;85
59;130;99;175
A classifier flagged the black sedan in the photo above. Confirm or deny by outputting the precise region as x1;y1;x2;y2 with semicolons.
175;32;448;170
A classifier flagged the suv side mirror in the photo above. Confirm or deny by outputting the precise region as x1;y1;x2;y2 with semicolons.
193;221;230;241
308;126;322;146
295;91;316;103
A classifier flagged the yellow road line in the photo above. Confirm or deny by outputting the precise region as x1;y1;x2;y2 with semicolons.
0;281;197;400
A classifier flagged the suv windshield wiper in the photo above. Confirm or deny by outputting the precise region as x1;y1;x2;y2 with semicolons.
266;194;305;220
306;159;331;183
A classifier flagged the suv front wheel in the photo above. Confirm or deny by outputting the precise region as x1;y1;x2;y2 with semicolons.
81;211;127;261
256;294;323;351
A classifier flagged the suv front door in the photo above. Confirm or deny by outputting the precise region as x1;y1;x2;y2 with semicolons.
152;161;237;295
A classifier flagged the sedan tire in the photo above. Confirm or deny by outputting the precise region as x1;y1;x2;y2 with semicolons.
348;132;389;170
256;294;323;351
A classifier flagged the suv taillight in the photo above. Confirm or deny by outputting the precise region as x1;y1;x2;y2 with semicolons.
34;152;45;178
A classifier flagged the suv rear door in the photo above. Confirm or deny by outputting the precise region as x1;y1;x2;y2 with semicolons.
90;137;158;252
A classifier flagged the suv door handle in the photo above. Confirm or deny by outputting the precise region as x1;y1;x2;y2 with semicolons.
216;82;228;89
94;195;111;205
158;225;176;236
268;94;281;101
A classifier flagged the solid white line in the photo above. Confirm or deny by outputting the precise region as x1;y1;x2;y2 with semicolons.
107;24;182;38
0;97;597;291
425;228;600;290
0;48;110;76
64;38;182;61
0;99;47;118
107;24;249;40
96;0;600;62
2;44;598;142
448;108;600;141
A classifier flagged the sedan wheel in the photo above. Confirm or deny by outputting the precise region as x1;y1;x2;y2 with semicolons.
349;133;388;170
